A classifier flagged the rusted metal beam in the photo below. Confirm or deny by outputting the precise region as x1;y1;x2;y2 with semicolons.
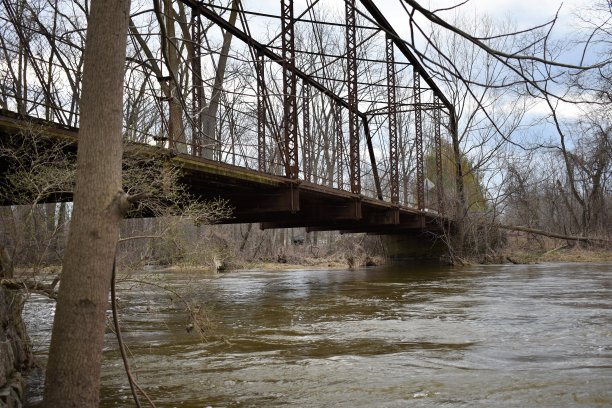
434;96;444;215
256;50;266;172
386;34;399;205
345;0;360;194
363;117;383;200
302;83;312;182
413;70;424;211
281;0;299;179
335;102;344;190
191;8;203;157
357;0;453;114
180;1;366;122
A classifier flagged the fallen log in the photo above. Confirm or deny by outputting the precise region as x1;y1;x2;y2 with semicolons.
499;224;610;244
1;277;59;299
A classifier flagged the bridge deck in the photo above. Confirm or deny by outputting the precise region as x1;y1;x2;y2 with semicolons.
0;110;444;234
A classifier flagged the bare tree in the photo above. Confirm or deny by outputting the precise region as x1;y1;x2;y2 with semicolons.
43;0;131;405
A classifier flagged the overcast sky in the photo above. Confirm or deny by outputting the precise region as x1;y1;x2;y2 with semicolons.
243;0;601;123
251;0;591;55
369;0;589;46
253;0;587;29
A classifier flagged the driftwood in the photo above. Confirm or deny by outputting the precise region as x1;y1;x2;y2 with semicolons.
499;224;610;244
1;277;59;299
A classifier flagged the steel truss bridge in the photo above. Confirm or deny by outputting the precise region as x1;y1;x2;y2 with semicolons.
0;0;457;235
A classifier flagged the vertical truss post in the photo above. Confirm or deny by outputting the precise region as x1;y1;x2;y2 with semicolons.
191;8;203;156
281;0;299;179
345;0;360;194
434;96;444;215
302;83;312;182
413;69;424;211
256;50;266;172
386;35;399;205
157;76;174;150
335;103;344;190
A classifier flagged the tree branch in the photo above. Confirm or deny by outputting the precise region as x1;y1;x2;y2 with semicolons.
499;224;610;243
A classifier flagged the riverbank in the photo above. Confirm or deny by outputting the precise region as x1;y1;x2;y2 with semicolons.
8;246;610;279
159;254;385;274
504;246;612;264
157;247;611;273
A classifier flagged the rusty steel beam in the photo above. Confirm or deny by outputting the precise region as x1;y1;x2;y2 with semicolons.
434;96;444;215
181;1;366;123
413;69;424;211
156;76;175;150
281;0;299;179
335;103;344;190
191;8;203;157
256;50;266;172
358;0;453;114
345;0;360;194
302;83;312;182
386;34;399;205
363;117;383;200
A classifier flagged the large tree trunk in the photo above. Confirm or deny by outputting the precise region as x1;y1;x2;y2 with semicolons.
0;207;15;278
0;244;13;279
43;0;130;406
202;0;238;160
449;113;468;256
163;0;187;153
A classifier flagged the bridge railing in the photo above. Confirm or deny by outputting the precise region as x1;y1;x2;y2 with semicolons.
0;0;453;215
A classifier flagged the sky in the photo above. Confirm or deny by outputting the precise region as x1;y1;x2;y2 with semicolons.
247;0;595;68
383;0;586;35
252;0;588;30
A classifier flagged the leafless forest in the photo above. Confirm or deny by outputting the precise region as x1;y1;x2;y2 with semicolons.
1;0;609;274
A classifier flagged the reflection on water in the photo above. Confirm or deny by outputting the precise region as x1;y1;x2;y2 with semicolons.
24;263;612;407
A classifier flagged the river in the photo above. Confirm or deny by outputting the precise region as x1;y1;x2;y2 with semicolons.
24;262;611;407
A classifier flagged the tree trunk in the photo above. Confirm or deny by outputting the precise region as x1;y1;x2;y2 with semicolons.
499;224;610;244
0;244;13;279
202;0;238;160
0;207;17;271
43;0;130;406
239;223;253;252
55;201;67;255
163;0;187;153
449;113;467;256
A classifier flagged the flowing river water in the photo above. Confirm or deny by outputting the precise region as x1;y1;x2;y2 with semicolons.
24;262;611;407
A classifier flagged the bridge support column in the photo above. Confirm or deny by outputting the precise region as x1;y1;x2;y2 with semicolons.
383;233;448;264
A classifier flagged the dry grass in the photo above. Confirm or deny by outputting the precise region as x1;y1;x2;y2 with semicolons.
503;234;612;264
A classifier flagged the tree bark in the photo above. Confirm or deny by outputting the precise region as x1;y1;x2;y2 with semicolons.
499;224;610;244
43;0;130;406
163;0;187;153
202;0;238;160
0;245;13;279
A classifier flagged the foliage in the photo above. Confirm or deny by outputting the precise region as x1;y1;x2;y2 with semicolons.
0;126;75;205
425;141;487;213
